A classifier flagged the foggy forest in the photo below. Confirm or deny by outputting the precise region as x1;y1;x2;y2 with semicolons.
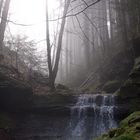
0;0;140;140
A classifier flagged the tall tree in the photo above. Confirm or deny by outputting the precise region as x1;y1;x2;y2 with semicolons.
46;0;54;89
0;0;4;16
46;0;71;90
0;0;11;53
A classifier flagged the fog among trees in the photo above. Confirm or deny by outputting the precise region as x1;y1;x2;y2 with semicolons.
0;0;140;140
0;0;140;90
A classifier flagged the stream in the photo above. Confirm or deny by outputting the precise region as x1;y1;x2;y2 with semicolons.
14;94;117;140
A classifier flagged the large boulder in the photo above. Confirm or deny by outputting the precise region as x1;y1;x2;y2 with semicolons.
94;111;140;140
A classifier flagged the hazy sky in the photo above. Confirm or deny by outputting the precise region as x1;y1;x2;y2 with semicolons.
8;0;59;50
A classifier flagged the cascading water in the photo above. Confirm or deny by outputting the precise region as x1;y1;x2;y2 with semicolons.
70;94;117;140
14;94;117;140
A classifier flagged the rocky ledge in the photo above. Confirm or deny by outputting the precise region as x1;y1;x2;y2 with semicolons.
116;57;140;117
95;111;140;140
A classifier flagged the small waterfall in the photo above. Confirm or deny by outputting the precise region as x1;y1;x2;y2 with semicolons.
14;94;117;140
70;94;117;140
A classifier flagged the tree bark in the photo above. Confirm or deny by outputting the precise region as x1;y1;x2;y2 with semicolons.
52;0;71;84
0;0;4;16
0;0;11;52
46;0;54;89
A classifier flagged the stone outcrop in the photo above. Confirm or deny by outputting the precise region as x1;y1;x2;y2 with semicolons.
116;57;140;115
94;111;140;140
29;94;77;116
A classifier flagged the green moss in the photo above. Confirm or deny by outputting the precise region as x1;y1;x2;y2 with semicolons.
115;134;136;140
115;128;125;137
94;112;140;140
117;57;140;100
120;112;140;128
108;129;117;138
135;122;140;130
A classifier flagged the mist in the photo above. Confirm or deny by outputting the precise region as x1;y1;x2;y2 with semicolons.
0;0;140;140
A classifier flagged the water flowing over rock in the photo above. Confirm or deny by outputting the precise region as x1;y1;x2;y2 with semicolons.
70;94;117;140
14;94;117;140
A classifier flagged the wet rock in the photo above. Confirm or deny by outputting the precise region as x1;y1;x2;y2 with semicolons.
29;94;77;116
94;111;140;140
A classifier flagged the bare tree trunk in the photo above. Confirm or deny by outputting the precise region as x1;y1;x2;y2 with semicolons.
52;0;71;84
0;0;11;52
46;0;54;89
65;32;69;81
0;0;4;16
15;51;18;71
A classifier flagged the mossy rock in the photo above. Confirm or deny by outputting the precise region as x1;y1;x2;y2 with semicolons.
118;56;140;95
120;112;140;128
117;57;140;112
103;80;122;93
115;134;136;140
94;112;140;140
115;128;125;137
108;129;117;138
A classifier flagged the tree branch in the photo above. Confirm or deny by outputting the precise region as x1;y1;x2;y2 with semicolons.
0;17;34;26
75;15;95;49
82;12;105;51
49;0;101;21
